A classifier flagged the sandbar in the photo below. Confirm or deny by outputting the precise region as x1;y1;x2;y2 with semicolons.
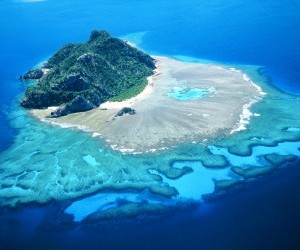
31;56;263;153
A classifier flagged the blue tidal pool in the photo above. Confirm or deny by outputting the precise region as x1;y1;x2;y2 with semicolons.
167;87;214;101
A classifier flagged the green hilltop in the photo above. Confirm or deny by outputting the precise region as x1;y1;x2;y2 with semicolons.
20;30;156;117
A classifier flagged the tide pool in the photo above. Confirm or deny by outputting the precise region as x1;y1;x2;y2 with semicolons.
167;87;214;101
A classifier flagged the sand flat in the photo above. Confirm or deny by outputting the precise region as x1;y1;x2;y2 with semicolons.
31;56;262;153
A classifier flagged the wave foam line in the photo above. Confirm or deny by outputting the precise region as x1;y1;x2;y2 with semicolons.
230;73;266;134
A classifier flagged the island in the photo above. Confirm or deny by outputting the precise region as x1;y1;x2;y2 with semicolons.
20;30;156;117
21;30;264;153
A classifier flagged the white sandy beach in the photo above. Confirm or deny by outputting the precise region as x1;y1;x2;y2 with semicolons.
31;56;263;153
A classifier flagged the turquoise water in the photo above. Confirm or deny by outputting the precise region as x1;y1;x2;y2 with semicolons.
1;0;300;249
167;87;214;101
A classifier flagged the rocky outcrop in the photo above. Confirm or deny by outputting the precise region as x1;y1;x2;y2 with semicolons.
57;73;90;91
115;107;136;117
51;96;96;117
20;69;44;80
76;53;97;63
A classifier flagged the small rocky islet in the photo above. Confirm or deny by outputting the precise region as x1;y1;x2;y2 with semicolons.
20;30;156;117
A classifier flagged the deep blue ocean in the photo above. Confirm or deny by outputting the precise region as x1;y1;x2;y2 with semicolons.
1;0;300;249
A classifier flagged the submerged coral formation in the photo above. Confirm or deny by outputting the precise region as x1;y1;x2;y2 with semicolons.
0;61;299;221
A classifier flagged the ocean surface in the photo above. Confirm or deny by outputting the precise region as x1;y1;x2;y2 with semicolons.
1;0;300;249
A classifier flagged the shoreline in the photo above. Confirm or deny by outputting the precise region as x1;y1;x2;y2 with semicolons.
31;56;264;154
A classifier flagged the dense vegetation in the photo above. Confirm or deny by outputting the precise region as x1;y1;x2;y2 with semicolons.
21;30;156;116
